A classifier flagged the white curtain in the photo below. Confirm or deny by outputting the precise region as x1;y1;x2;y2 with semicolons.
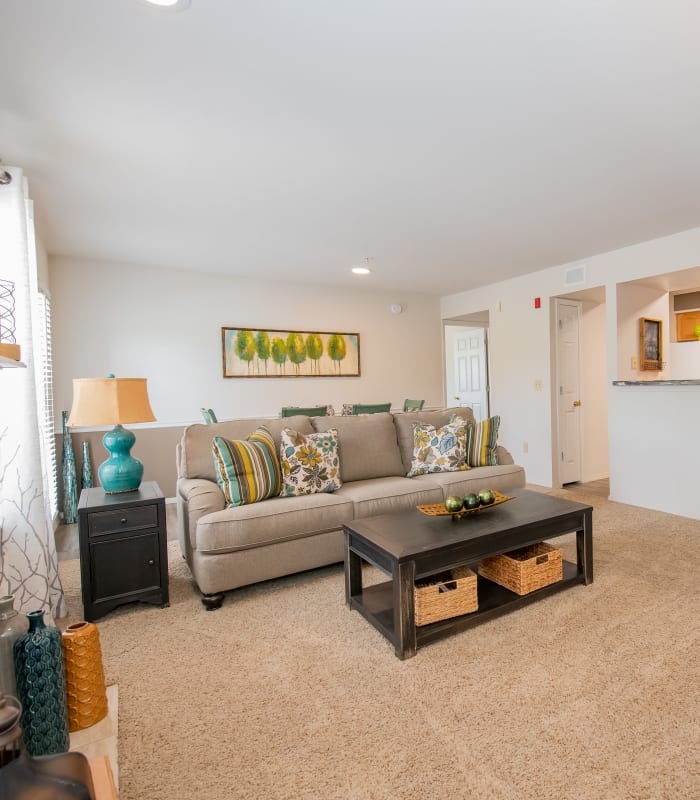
0;167;66;619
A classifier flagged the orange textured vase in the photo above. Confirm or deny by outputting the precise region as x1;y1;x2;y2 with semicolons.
61;622;108;732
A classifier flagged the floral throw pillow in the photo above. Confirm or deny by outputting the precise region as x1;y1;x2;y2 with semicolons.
407;420;471;477
280;428;342;496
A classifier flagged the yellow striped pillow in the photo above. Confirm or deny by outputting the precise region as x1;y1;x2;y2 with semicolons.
212;426;282;507
468;415;500;467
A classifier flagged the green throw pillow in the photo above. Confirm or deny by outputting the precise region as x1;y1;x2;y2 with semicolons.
212;426;282;507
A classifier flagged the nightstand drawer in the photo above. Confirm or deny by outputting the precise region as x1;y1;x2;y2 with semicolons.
88;504;158;536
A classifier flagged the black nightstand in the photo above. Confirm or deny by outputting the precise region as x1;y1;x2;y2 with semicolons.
77;481;169;621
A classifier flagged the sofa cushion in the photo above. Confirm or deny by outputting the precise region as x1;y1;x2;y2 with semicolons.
395;407;475;475
469;415;500;467
180;416;313;481
334;476;443;518
280;428;342;496
412;463;526;500
406;419;471;477
195;492;354;554
311;413;404;482
212;427;282;507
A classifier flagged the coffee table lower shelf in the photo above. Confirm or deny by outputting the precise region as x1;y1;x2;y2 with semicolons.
349;560;582;647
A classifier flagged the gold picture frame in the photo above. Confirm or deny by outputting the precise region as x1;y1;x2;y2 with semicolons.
221;327;360;378
639;317;663;371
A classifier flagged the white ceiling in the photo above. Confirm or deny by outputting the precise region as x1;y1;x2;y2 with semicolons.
2;0;700;295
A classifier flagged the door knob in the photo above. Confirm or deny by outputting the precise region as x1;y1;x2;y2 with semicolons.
573;400;581;407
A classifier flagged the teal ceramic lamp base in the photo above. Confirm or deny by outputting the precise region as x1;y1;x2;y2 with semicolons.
98;424;144;493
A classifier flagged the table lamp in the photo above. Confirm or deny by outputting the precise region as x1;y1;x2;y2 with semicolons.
68;375;156;493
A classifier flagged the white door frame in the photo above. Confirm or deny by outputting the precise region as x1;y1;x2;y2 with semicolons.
443;322;490;418
553;298;583;487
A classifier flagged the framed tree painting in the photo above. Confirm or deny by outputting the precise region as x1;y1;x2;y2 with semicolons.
221;327;361;378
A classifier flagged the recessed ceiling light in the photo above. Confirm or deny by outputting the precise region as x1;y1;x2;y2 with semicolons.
351;266;372;275
141;0;191;10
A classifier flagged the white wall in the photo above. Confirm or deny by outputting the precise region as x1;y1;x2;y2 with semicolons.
669;341;700;378
36;237;50;294
580;300;608;482
50;257;444;424
441;225;700;516
616;283;669;380
608;385;700;519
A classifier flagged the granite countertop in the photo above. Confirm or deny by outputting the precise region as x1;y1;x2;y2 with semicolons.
612;379;700;386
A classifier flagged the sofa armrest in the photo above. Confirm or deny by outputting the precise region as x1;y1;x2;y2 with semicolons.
177;478;225;556
496;445;515;465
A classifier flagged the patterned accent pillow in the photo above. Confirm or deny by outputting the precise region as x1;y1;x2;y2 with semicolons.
212;426;282;507
407;420;471;477
280;428;342;496
469;415;500;467
341;403;354;416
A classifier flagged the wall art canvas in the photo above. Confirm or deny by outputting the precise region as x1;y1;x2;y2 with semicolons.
222;328;360;378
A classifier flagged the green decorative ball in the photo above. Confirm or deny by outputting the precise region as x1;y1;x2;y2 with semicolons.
463;493;481;510
445;495;464;513
478;489;496;506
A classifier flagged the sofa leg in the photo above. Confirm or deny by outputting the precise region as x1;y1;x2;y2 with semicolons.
201;593;224;611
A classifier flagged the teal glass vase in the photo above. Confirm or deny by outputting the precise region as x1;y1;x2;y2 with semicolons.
81;441;94;490
62;411;78;524
13;610;70;756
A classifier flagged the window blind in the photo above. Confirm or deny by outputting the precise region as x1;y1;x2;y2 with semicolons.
35;290;58;520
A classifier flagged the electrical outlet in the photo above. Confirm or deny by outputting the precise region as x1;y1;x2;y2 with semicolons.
534;379;543;392
631;356;638;370
523;442;529;454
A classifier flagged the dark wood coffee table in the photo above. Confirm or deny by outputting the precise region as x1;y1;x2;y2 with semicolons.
343;489;593;659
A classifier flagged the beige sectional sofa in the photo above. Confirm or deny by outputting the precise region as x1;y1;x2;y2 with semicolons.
176;407;525;608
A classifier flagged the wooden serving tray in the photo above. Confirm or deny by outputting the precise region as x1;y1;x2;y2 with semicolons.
417;491;514;519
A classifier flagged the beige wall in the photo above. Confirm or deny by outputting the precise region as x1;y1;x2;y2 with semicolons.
57;425;184;500
50;256;445;499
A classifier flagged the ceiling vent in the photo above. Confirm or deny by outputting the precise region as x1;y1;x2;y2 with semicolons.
564;264;586;286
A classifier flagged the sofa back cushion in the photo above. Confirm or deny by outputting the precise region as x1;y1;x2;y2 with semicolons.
311;412;404;482
180;416;313;481
394;407;476;475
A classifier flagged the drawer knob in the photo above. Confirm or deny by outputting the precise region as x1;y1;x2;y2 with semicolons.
120;518;127;524
148;559;155;566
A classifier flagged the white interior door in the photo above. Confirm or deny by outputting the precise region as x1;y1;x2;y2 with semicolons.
556;299;582;484
453;328;488;422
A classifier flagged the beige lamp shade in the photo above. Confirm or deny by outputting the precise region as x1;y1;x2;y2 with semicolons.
68;378;156;426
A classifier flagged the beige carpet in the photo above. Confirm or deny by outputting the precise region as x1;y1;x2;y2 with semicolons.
58;490;699;800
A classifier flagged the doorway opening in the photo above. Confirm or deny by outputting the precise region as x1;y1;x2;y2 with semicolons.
444;312;490;422
550;286;608;488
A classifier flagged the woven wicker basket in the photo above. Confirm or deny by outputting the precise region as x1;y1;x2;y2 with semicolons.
414;565;478;626
478;542;562;595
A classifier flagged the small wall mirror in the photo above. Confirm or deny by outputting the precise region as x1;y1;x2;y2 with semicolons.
640;317;663;371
